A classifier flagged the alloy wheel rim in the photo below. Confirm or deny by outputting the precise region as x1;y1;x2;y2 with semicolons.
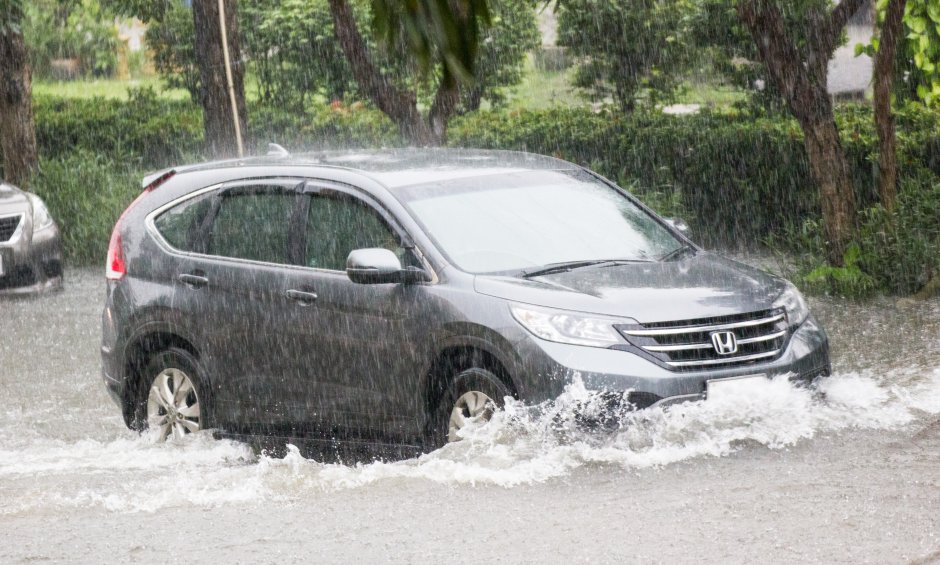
147;368;201;441
448;391;496;443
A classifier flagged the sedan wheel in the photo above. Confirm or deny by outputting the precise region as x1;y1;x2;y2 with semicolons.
147;367;201;441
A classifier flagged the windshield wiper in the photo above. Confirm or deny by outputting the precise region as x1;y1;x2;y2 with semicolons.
522;258;649;278
659;246;696;262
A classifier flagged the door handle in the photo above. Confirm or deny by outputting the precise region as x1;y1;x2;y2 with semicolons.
286;289;318;305
178;273;209;289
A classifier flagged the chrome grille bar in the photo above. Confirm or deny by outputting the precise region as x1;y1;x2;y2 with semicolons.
737;330;787;345
645;342;713;352
666;350;781;368
644;330;787;353
0;213;22;243
621;313;785;337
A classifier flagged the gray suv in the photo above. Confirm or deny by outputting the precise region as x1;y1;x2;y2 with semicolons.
101;149;829;448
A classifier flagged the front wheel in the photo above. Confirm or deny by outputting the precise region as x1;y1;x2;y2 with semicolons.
138;348;206;441
430;367;511;446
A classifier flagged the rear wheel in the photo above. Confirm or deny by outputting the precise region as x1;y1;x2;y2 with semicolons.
136;348;206;441
430;367;511;446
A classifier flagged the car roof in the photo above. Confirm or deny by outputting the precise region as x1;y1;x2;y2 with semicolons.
149;148;579;190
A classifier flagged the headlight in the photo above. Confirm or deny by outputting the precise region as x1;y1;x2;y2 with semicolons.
28;194;54;232
510;304;625;348
773;282;809;327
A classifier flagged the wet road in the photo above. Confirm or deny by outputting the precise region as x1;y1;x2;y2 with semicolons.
2;268;939;564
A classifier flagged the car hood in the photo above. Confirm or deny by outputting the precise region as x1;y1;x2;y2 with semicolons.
0;183;29;216
473;252;788;323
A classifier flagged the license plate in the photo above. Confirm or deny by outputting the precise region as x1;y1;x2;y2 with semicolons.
706;374;768;401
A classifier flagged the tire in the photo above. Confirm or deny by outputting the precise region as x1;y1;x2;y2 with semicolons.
428;367;512;447
133;348;207;441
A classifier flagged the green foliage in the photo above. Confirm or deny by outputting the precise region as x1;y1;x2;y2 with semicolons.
134;0;536;114
248;102;401;150
461;0;540;109
0;0;25;35
370;0;492;84
557;0;693;110
801;243;877;297
24;0;119;78
241;0;354;108
775;163;940;297
854;171;940;294
29;151;143;265
901;0;940;106
143;1;199;102
33;87;203;168
688;0;848;112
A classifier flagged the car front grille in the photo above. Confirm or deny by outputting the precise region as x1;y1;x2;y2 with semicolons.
617;309;789;372
0;214;22;242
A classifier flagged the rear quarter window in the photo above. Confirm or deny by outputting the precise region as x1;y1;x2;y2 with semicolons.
153;193;213;252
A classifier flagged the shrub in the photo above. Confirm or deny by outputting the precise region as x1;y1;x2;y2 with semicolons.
248;103;402;151
30;93;940;293
33;88;203;169
29;152;144;266
855;173;940;294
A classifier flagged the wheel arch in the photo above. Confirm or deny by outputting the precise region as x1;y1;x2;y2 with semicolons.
423;330;523;421
120;323;203;429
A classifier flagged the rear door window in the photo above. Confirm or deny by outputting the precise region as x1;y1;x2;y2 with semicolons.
207;188;297;264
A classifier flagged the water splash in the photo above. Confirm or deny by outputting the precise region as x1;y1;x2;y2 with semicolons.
5;369;936;514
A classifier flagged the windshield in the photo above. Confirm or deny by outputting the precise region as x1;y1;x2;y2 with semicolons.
400;170;684;274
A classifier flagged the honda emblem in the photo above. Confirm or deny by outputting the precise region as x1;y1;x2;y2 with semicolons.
711;331;738;355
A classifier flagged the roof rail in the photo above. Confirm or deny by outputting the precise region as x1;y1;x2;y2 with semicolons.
267;143;290;158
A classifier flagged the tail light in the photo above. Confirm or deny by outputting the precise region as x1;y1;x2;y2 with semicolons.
105;230;126;280
106;170;176;281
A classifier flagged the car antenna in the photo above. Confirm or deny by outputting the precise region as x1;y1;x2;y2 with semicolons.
267;143;290;158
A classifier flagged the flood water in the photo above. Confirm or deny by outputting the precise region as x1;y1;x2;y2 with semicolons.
2;267;939;563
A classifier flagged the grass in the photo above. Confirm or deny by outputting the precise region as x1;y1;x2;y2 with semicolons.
506;56;584;110
675;82;748;107
33;76;190;101
507;57;748;112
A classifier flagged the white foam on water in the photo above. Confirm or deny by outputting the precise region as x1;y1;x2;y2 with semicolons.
4;369;940;513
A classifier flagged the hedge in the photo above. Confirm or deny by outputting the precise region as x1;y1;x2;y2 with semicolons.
25;94;940;293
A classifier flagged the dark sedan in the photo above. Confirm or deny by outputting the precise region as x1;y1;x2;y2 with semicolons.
0;182;63;294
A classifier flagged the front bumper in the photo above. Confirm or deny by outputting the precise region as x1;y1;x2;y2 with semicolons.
0;223;63;295
513;315;830;408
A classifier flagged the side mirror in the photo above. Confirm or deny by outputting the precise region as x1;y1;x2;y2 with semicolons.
665;217;691;238
346;248;431;284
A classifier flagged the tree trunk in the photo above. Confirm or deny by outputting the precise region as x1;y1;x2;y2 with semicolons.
464;86;484;113
0;25;38;188
873;0;907;214
429;80;460;144
192;0;247;158
802;117;857;264
738;0;864;266
328;0;436;145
